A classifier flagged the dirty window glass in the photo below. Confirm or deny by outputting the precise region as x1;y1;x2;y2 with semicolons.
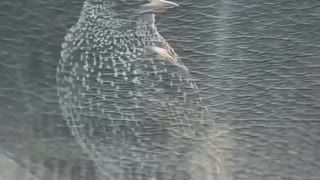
1;0;319;180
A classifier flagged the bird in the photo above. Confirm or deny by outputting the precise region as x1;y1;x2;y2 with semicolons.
56;0;216;179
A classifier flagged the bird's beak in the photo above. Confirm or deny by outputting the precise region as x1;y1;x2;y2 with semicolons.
142;0;179;13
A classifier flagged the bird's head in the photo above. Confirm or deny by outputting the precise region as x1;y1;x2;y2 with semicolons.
81;0;179;29
84;0;179;18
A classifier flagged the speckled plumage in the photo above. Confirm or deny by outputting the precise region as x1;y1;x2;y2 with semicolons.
56;0;217;179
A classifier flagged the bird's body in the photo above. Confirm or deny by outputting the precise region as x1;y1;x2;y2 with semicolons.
56;0;219;179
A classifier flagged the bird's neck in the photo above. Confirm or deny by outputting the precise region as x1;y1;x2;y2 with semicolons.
133;12;156;31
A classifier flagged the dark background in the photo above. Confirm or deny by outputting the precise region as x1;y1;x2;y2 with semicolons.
0;0;319;179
